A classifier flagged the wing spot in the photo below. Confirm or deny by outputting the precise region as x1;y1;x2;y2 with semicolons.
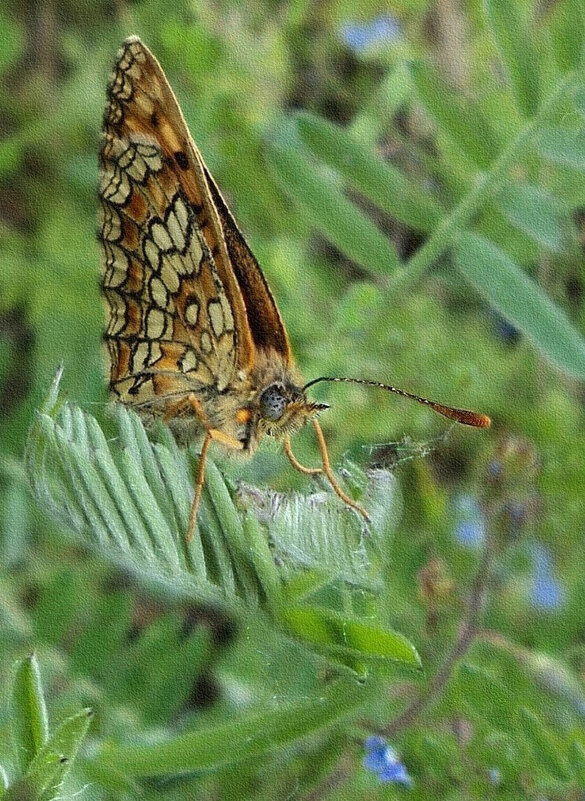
219;293;234;331
160;261;181;293
181;350;198;372
150;276;169;308
143;238;160;271
200;331;212;353
166;210;186;250
208;300;224;336
185;301;199;326
151;221;174;251
146;308;166;339
132;342;150;371
173;195;190;229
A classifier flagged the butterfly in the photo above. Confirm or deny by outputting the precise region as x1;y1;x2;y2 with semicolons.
99;36;490;543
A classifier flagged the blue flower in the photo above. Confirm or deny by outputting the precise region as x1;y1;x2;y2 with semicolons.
487;460;503;478
340;14;401;54
530;545;564;610
453;494;485;547
488;767;502;786
363;736;412;786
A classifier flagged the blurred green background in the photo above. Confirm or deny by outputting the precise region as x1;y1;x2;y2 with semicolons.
2;0;585;798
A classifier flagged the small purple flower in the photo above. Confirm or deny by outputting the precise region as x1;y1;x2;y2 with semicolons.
487;460;503;478
488;767;502;786
363;736;412;786
340;14;401;54
530;544;565;611
453;494;485;547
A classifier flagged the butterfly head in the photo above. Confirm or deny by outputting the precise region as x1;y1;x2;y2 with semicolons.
256;382;328;438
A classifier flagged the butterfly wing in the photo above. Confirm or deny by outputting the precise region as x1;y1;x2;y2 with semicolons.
202;168;292;359
100;36;284;412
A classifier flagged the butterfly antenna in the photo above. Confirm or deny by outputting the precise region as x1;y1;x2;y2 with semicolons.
303;377;491;428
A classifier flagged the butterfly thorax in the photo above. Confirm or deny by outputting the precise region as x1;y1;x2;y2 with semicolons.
201;348;324;451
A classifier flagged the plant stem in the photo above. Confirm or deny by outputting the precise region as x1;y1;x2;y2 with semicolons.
379;520;495;737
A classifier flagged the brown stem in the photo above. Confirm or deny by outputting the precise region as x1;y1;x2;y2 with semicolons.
380;529;494;737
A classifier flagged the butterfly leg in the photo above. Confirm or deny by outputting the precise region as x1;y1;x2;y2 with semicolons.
311;419;371;522
185;394;244;544
283;436;322;475
188;429;212;543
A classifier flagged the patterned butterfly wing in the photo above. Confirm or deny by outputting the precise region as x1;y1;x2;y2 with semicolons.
99;36;287;416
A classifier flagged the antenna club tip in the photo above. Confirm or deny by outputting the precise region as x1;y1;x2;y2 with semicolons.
466;412;491;428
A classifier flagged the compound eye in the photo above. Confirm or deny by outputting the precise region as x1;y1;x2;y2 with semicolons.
259;384;287;422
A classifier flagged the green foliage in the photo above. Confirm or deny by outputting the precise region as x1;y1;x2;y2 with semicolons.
26;368;417;674
93;678;372;778
3;654;91;801
2;1;585;799
455;232;585;378
266;120;401;275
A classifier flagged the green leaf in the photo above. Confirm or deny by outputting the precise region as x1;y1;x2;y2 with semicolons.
496;183;566;251
0;10;23;73
11;654;49;773
453;664;516;730
568;739;585;786
25;372;396;620
25;389;249;611
348;62;412;146
5;752;64;801
387;67;582;297
517;707;570;781
5;707;92;801
455;232;585;379
242;511;283;612
294;111;443;232
280;605;420;668
33;709;93;801
265;122;400;276
537;126;585;170
91;678;374;777
409;61;500;168
484;0;541;117
242;467;399;591
548;0;585;71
